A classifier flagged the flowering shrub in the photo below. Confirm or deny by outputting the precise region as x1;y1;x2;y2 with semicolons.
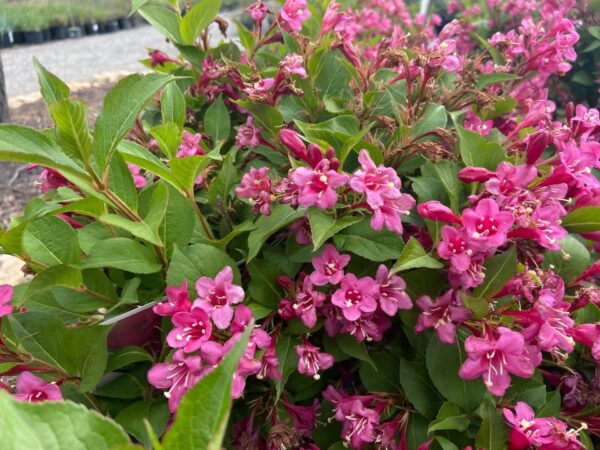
0;0;599;448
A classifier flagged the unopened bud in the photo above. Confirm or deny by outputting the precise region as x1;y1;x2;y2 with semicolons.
417;201;461;224
279;129;307;160
457;166;495;183
525;130;551;165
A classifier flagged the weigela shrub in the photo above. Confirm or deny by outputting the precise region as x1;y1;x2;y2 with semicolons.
0;0;599;448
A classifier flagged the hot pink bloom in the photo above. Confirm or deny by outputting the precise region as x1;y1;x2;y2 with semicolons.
310;244;351;286
154;282;191;316
148;350;202;412
339;400;380;448
375;265;411;316
149;49;179;67
282;399;320;436
485;162;537;197
417;201;461;224
194;266;245;329
279;54;307;78
295;341;334;379
461;198;514;249
235;167;273;215
0;284;14;317
290;217;311;244
370;194;415;235
230;304;253;334
464;110;493;136
340;311;391;342
37;168;70;193
320;0;342;36
236;116;262;149
243;78;275;99
256;343;281;381
459;327;539;396
349;150;402;209
292;160;348;209
279;0;311;32
437;226;477;272
14;372;62;402
331;274;378;321
127;164;147;188
415;290;471;344
571;104;600;135
246;0;268;23
289;275;326;328
570;324;600;361
177;131;204;157
167;306;212;352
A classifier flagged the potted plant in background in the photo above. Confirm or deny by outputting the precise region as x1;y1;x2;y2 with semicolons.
0;13;14;49
49;3;70;41
19;9;47;45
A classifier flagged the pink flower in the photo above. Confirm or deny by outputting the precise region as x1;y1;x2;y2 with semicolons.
236;116;262;149
461;198;514;249
310;244;351;286
279;54;307;78
417;201;461;224
246;1;268;23
295;341;334;379
148;350;203;412
525;130;551;165
166;307;212;352
280;129;307;160
375;265;411;316
459;327;539;396
154;282;191;316
349;150;402;209
235;167;273;215
37;168;70;193
14;372;62;402
339;400;380;448
292;160;348;209
415;290;471;344
464;110;493;136
279;0;311;32
437;226;477;272
321;1;342;36
370;194;415;235
282;399;320;435
194;266;245;329
0;285;14;317
570;324;600;361
290;217;311;245
177;131;204;157
331;274;378;321
289;275;326;328
149;49;179;67
127;164;147;188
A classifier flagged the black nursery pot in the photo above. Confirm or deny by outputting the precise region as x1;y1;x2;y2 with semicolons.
23;30;44;45
0;31;14;48
84;22;99;35
12;30;25;44
99;20;120;33
50;25;69;40
117;17;133;30
68;26;83;38
42;28;51;41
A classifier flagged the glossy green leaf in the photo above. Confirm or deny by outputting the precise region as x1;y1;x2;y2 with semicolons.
392;237;443;272
179;0;222;45
542;236;590;283
428;402;469;432
333;220;405;262
161;82;186;129
455;125;505;171
473;246;517;299
399;359;443;419
204;96;230;142
23;215;80;267
33;57;70;104
49;99;92;161
307;208;362;250
150;122;181;160
562;207;600;233
80;238;161;274
138;5;182;43
476;398;507;450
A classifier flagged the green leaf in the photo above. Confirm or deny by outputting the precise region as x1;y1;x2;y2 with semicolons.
234;20;254;53
420;160;463;212
21;265;83;302
64;325;110;392
106;346;153;372
275;334;300;399
0;391;130;450
116;401;169;450
307;208;362;250
426;334;486;411
295;116;359;149
428;402;469;432
536;390;562;417
335;334;375;369
476;73;520;89
410;104;447;139
461;295;488;319
359;352;400;392
118;140;180;189
150;122;181;160
94;73;171;170
399;359;443;419
108;152;139;211
247;204;305;262
23;215;80;266
204;96;230;142
169;154;216;193
562;207;600;233
158;184;196;252
161;82;186;129
247;259;282;309
0;124;87;178
333;219;405;262
180;0;222;45
33;57;70;104
476;398;507;450
435;437;460;450
161;325;251;450
541;236;590;283
473;246;517;299
235;101;283;136
50;99;92;162
80;238;161;274
166;244;240;293
455;125;505;171
98;215;161;246
392;237;443;272
138;5;182;43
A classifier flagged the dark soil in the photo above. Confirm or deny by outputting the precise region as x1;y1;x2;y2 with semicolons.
0;79;114;226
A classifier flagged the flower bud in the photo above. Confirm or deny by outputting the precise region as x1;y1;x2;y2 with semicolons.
565;101;575;123
280;129;307;160
307;144;324;167
525;130;551;165
457;166;495;183
417;201;461;224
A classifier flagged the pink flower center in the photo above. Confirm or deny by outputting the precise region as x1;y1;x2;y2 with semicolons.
324;261;338;276
175;320;208;343
447;237;468;254
472;216;499;238
345;289;363;306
